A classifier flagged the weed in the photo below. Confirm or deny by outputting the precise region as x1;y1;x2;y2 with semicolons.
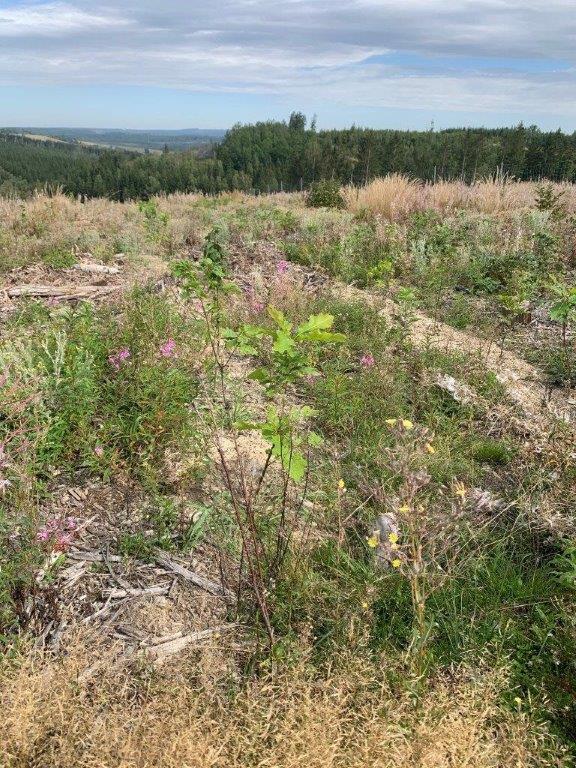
40;247;76;269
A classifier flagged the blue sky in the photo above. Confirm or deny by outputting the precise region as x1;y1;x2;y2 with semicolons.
1;0;575;131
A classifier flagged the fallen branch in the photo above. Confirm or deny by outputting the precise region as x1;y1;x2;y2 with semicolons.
105;584;170;599
145;624;238;662
155;550;234;599
74;263;120;275
7;284;118;300
68;550;123;563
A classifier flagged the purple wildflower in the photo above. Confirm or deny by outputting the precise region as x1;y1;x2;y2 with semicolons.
277;260;289;276
244;286;265;315
160;338;176;358
360;353;375;368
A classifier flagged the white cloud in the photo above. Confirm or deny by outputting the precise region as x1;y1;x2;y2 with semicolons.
1;0;575;119
0;2;130;37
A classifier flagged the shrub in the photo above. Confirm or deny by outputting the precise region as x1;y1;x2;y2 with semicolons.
306;179;345;209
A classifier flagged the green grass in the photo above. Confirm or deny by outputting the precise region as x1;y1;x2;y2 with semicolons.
373;532;576;746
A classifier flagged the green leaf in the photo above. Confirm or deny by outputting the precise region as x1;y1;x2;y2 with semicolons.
296;313;334;336
308;431;324;448
248;368;269;383
284;449;307;483
272;330;296;353
268;305;291;331
234;420;260;431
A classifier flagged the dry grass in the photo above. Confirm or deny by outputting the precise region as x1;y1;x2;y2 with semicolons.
0;193;198;276
344;175;576;220
0;635;567;768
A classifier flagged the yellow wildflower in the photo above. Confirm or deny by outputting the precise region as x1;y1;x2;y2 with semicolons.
402;419;414;430
399;504;410;513
385;418;397;426
367;534;379;549
514;697;522;706
388;532;399;544
454;481;467;499
361;601;369;609
391;558;401;568
337;478;346;491
425;442;436;454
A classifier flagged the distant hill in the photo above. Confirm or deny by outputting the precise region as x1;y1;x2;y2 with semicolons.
4;127;227;153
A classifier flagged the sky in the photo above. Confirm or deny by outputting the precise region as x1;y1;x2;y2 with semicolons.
1;0;575;131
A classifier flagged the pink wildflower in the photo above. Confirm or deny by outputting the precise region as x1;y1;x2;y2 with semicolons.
36;516;79;550
108;347;131;370
160;338;176;358
277;260;289;276
94;445;104;458
360;353;375;368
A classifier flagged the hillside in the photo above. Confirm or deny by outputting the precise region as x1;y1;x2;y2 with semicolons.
1;179;575;766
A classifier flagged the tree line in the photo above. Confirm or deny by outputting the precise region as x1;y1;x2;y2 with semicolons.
2;115;576;200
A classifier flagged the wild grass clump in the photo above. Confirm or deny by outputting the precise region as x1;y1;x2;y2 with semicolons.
1;289;199;487
345;175;576;221
344;174;422;221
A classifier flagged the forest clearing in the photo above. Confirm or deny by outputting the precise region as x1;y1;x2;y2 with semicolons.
1;176;576;766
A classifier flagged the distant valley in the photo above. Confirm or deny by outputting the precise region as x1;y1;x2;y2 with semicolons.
4;127;227;153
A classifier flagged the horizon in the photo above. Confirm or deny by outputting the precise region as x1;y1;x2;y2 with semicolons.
4;120;575;135
1;1;575;132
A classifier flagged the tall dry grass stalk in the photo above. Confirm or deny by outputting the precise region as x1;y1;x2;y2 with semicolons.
0;634;567;768
345;175;576;221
